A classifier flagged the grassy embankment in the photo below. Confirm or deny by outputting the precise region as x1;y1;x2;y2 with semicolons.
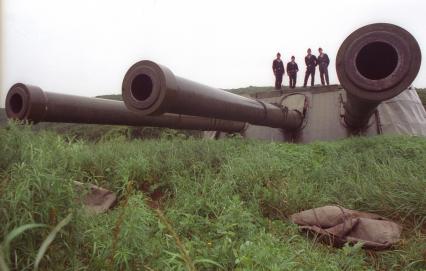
0;123;425;270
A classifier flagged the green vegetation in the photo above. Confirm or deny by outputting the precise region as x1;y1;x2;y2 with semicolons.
32;123;202;142
0;123;425;270
417;89;426;108
0;108;6;124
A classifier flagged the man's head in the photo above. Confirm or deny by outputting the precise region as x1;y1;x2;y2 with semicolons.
307;48;311;55
277;52;281;59
291;56;295;62
318;47;323;54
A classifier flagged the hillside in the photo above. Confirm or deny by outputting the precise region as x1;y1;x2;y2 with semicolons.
0;125;425;270
96;94;123;100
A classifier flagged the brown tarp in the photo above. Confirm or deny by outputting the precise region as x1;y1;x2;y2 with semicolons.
290;205;402;250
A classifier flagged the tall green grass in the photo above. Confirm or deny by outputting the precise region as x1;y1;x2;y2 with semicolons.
0;123;425;270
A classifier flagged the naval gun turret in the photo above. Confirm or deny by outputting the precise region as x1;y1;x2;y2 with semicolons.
5;23;426;142
120;23;424;142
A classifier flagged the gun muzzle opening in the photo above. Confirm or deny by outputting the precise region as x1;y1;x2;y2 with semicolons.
131;74;153;102
337;23;421;102
356;41;398;80
6;84;48;122
337;23;421;129
122;60;172;115
6;84;30;120
9;93;24;115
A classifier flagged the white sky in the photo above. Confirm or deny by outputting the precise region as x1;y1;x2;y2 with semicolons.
1;0;425;107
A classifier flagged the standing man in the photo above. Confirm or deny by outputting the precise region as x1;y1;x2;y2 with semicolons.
303;48;317;87
317;47;330;86
287;56;299;88
272;52;285;90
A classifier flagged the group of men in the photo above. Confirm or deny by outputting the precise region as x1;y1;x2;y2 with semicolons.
272;48;330;90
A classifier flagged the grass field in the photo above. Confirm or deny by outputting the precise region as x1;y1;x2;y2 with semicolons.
0;123;425;270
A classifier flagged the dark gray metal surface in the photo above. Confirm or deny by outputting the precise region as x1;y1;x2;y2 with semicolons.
215;86;425;143
336;23;422;128
5;83;246;132
121;61;303;131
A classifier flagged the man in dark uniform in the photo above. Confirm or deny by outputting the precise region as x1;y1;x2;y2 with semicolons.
317;47;330;86
286;56;299;88
303;48;317;87
272;52;285;90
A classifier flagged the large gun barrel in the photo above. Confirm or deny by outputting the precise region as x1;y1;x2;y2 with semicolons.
5;83;246;133
336;23;422;128
121;60;303;131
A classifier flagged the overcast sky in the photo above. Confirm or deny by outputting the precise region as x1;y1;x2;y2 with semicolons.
1;0;425;107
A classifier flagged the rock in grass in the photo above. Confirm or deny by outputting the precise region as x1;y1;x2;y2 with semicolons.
74;181;117;214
